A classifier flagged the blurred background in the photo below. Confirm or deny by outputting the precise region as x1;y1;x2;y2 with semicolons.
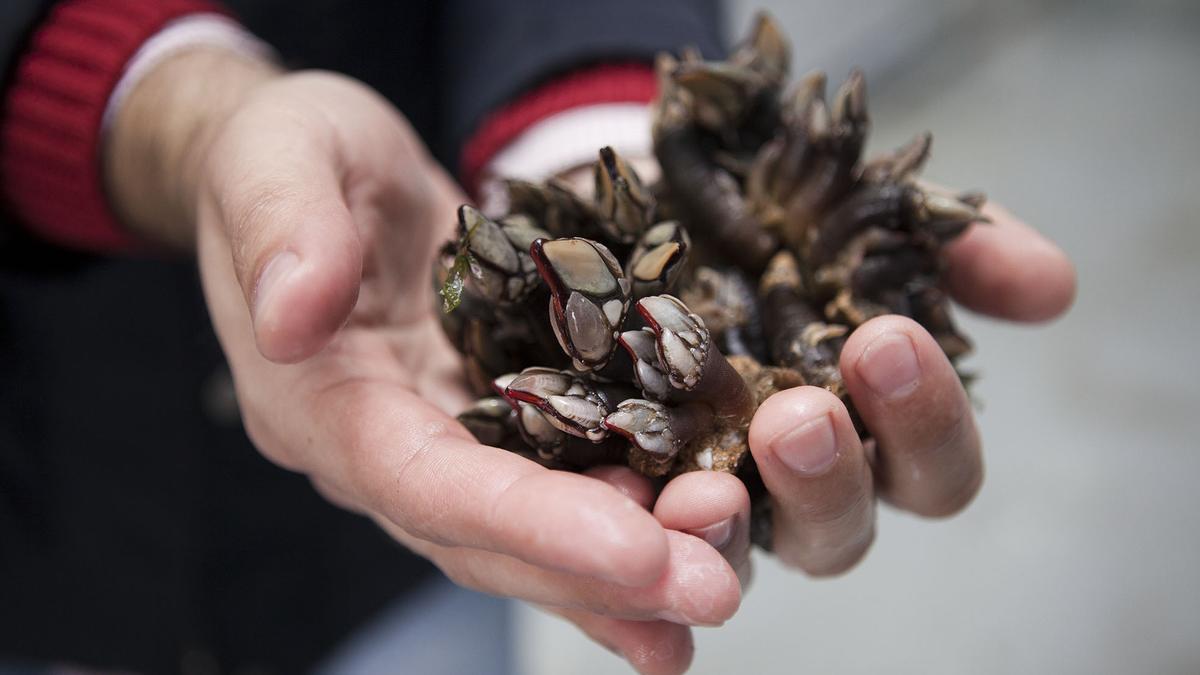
518;0;1200;673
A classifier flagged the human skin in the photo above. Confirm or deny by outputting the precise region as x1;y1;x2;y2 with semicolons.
105;48;1075;675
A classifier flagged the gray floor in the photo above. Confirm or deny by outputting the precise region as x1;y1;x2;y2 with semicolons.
517;1;1200;673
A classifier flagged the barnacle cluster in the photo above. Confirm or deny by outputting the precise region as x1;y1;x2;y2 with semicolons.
437;13;987;548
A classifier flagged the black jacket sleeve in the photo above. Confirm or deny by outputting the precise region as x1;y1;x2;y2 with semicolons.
434;0;727;170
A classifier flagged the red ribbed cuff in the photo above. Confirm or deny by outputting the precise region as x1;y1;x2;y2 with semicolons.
0;0;227;252
459;62;657;197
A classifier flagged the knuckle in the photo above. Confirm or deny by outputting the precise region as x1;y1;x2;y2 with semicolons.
879;374;975;463
920;394;975;454
787;454;874;525
773;476;876;575
775;517;875;577
375;434;454;542
898;403;982;518
915;464;984;518
326;393;455;544
299;376;468;547
228;179;300;262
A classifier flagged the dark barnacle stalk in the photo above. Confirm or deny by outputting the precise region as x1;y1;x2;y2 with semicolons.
749;70;871;255
804;183;914;271
821;231;935;327
804;181;986;342
652;54;780;273
745;69;828;235
805;180;985;276
816;70;870;205
759;251;848;398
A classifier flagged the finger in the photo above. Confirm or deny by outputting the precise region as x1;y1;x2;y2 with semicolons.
585;465;659;510
653;472;753;585
545;606;694;675
840;315;983;517
392;527;740;626
945;202;1076;323
206;116;362;363
315;381;674;587
747;386;876;575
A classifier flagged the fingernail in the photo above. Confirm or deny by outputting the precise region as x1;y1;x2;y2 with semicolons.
857;332;920;399
686;517;735;551
254;250;299;318
771;413;838;476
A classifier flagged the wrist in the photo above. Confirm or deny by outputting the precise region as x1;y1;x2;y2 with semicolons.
105;48;280;249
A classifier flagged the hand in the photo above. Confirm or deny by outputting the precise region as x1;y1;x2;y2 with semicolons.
543;150;1074;668
107;52;737;674
650;202;1076;582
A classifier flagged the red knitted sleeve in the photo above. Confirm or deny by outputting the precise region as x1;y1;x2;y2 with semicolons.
0;0;225;252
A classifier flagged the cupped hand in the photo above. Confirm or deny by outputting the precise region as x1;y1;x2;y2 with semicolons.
652;203;1076;580
189;71;735;674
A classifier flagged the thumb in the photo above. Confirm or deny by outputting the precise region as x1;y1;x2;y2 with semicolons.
212;137;362;364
